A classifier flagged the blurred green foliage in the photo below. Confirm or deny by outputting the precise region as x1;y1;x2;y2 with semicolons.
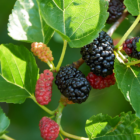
0;1;140;140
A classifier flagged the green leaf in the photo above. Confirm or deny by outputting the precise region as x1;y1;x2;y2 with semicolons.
37;0;109;48
124;0;140;16
85;112;140;140
0;44;39;104
8;0;54;44
0;107;10;136
114;58;140;118
136;39;140;51
0;76;29;104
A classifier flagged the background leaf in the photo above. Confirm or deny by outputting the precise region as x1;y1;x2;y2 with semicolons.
124;0;140;16
114;59;140;118
85;112;140;140
0;107;10;136
8;0;54;44
37;0;109;48
0;44;39;103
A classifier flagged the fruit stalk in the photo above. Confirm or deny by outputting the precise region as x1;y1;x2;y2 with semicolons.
47;61;54;70
117;50;128;62
125;60;140;66
30;95;55;115
60;127;89;140
56;40;67;71
107;10;129;37
0;134;15;140
72;58;84;69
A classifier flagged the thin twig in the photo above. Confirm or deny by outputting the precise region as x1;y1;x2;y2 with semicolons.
0;134;15;140
60;127;89;140
30;95;55;115
56;40;67;71
72;58;84;69
107;11;129;36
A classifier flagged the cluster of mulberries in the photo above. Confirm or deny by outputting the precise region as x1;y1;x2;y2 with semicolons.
34;1;131;139
31;42;54;63
123;37;140;59
55;65;91;104
35;70;54;105
107;0;125;24
80;31;116;89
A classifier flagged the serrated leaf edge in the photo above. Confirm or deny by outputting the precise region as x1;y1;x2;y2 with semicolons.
86;112;140;139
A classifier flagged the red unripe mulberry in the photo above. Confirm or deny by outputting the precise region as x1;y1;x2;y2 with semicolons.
35;70;54;105
39;117;59;140
87;72;116;89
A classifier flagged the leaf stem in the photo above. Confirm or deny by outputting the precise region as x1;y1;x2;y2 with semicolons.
55;102;65;126
56;40;67;71
59;133;64;140
60;127;89;140
0;134;15;140
125;60;140;66
51;61;55;69
115;14;140;49
30;95;55;115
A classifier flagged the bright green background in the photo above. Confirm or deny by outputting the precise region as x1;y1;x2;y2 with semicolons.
1;0;140;140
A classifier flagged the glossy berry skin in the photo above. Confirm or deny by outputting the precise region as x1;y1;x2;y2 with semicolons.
107;0;125;24
87;72;116;89
64;139;70;140
55;65;91;104
123;37;140;59
35;70;54;105
39;117;59;140
55;65;84;93
81;31;115;77
63;77;91;104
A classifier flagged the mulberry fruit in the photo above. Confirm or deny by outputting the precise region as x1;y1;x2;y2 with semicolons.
55;65;91;104
123;37;140;59
107;0;125;24
35;70;54;105
81;31;115;77
39;117;59;140
87;72;116;89
31;42;54;63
